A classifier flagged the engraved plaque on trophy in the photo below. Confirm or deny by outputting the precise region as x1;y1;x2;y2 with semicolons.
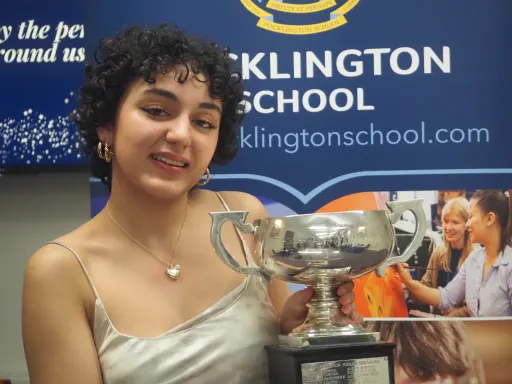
301;356;391;384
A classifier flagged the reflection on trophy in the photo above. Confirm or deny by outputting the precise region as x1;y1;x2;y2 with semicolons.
210;199;427;384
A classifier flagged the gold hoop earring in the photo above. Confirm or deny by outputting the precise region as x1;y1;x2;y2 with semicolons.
97;141;113;163
197;167;211;186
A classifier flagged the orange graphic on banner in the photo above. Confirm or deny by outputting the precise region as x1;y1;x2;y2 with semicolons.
316;192;409;318
316;191;378;212
353;269;408;318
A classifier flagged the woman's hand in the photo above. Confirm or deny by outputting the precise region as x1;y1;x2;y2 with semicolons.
396;263;414;285
278;280;364;335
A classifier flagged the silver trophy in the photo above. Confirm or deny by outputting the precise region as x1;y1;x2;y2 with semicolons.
210;199;426;347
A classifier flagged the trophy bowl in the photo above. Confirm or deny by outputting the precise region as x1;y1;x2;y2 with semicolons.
210;199;426;347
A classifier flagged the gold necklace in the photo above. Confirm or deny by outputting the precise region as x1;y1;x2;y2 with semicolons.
105;202;188;281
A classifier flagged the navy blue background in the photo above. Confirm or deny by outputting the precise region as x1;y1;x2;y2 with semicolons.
84;0;512;212
0;0;85;171
0;0;84;116
2;1;511;213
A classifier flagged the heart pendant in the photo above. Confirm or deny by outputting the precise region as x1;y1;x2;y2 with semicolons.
166;264;181;280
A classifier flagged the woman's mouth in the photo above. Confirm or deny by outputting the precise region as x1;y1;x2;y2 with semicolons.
150;154;189;175
150;155;188;168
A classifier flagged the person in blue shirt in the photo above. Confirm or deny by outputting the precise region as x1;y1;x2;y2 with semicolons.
398;190;512;318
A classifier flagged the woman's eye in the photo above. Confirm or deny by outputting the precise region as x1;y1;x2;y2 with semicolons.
142;107;168;117
195;120;216;129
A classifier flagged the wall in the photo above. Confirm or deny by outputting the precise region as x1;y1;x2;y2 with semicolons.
0;172;90;382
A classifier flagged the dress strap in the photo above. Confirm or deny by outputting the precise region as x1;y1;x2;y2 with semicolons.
45;241;102;302
214;192;257;267
215;191;231;212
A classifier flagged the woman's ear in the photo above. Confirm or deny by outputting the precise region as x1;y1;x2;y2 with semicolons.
486;211;497;228
97;125;113;143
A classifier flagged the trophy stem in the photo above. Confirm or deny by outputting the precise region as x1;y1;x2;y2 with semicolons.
306;283;340;326
280;280;380;347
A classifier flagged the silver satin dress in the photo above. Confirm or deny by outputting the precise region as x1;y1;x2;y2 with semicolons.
48;194;280;383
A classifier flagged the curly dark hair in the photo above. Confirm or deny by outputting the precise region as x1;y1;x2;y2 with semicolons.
71;23;245;190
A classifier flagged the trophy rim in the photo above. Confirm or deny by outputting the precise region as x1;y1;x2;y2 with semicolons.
256;208;389;222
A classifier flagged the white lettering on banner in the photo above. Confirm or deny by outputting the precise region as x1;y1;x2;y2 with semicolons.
239;123;490;154
242;52;266;79
293;52;301;78
239;47;450;79
0;20;85;64
18;20;51;39
243;88;374;113
236;46;451;114
269;52;290;79
0;43;59;63
0;25;13;44
53;21;85;43
307;51;332;78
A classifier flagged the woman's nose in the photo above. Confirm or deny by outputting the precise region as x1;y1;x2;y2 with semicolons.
165;117;192;147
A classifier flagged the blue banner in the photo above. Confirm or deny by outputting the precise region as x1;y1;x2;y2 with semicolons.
84;0;512;213
2;2;512;383
0;0;85;171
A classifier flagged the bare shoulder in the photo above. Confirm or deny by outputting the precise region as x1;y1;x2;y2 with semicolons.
214;190;269;219
25;240;83;288
23;240;102;382
23;240;90;323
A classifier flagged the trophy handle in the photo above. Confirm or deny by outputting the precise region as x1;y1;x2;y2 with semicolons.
210;211;272;284
375;199;427;277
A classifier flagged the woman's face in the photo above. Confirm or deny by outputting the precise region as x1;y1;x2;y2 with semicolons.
442;211;466;247
466;198;491;244
98;68;222;200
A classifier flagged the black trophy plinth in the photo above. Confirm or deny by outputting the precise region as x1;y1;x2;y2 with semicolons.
265;342;395;384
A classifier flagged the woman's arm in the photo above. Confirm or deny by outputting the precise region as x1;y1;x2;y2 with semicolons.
22;245;103;384
397;261;467;310
397;266;442;306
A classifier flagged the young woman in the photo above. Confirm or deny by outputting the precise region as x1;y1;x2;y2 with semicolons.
398;190;512;317
21;24;361;383
419;197;477;317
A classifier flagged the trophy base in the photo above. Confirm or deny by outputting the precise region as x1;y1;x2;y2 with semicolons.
278;331;380;348
280;323;380;347
265;342;395;384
